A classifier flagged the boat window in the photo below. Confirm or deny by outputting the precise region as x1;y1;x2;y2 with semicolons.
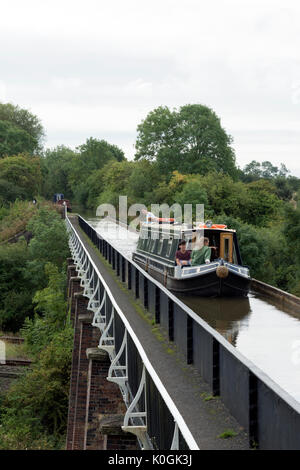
220;233;233;263
146;238;152;252
150;238;156;252
157;238;164;255
166;237;173;257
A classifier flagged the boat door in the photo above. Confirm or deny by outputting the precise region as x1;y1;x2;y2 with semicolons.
220;232;233;263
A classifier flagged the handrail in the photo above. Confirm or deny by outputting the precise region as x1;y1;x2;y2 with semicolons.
66;212;200;450
80;215;300;415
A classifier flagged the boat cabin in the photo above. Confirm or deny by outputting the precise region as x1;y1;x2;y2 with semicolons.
136;223;243;267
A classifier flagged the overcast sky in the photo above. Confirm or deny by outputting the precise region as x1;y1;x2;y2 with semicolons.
1;0;300;175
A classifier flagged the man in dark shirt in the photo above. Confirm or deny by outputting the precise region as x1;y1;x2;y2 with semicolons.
175;240;191;266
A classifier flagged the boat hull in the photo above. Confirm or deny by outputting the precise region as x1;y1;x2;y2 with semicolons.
134;258;250;297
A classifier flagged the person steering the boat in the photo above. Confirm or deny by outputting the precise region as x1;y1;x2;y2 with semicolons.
142;208;157;223
191;236;211;266
176;240;191;266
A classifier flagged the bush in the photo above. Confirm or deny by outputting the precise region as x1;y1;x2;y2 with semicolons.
0;241;34;332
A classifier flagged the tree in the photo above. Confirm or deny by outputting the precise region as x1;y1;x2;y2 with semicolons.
0;179;27;205
242;161;291;182
26;208;69;289
96;161;135;208
41;146;76;199
135;104;237;177
0;121;38;157
67;138;125;205
173;179;209;217
0;154;42;203
0;102;45;155
243;180;283;226
127;160;163;205
242;160;262;181
0;241;34;332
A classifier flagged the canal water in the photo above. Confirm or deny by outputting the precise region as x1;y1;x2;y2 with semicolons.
84;215;300;404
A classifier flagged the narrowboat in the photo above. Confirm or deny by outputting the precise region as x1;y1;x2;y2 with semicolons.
132;222;251;297
53;193;72;212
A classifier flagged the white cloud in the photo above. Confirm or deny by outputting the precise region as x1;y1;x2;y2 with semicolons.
1;0;300;174
0;81;7;101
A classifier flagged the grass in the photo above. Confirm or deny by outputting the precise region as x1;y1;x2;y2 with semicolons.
218;429;238;439
200;392;220;402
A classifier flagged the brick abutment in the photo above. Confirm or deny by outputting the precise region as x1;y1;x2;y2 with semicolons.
65;258;137;450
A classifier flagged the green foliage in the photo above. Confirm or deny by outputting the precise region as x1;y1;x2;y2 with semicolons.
22;263;68;357
242;180;283;227
0;199;37;242
68;138;125;203
0;102;45;152
0;204;69;332
41;146;76;199
0;253;72;450
0;241;34;332
135;104;237;177
173;179;209;212
218;429;238;439
0;154;42;205
242;160;289;182
26;208;70;288
95;161;135;208
40;139;125;207
0;120;38;157
0;326;73;449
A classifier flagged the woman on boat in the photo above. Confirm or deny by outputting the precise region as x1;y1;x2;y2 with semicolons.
191;236;211;266
175;240;191;266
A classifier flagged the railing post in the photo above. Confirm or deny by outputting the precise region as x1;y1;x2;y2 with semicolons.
112;248;116;270
143;277;148;309
121;256;125;282
155;286;160;324
135;269;139;299
168;299;174;342
249;372;259;449
212;338;220;396
116;253;120;277
127;262;132;290
187;316;193;365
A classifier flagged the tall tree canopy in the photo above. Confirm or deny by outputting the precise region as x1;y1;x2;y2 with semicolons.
0;102;45;156
0;154;42;204
135;104;237;177
0;121;38;157
41;146;76;199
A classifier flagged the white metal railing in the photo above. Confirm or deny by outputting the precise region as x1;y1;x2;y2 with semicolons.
65;212;199;450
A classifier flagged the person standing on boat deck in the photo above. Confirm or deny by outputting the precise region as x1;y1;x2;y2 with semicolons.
142;208;157;223
191;237;211;266
176;240;191;266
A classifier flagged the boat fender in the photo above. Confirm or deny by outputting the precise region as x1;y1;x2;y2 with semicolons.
216;265;229;278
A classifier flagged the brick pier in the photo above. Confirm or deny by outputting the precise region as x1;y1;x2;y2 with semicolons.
65;258;137;450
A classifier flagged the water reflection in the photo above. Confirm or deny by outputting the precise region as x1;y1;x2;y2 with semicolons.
178;295;252;346
179;292;300;403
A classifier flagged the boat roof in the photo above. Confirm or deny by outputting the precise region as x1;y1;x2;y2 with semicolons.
141;222;236;233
